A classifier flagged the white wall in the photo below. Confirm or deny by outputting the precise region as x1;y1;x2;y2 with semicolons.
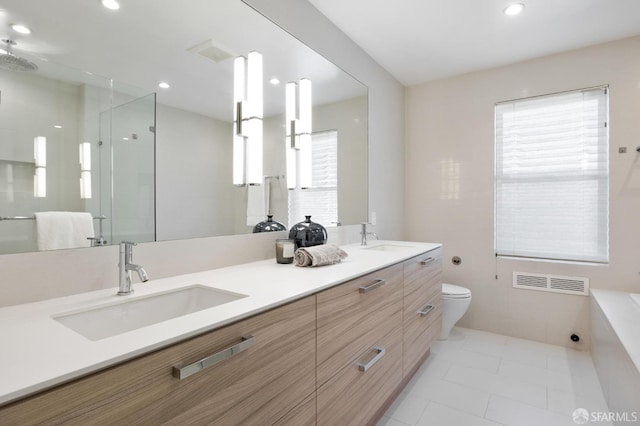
155;104;234;241
404;36;640;348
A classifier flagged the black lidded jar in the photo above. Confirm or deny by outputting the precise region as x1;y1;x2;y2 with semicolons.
289;215;327;250
252;215;287;233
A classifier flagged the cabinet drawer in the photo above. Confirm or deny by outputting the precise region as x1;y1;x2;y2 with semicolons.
317;327;403;425
404;247;442;286
1;296;316;425
274;392;315;426
403;248;443;376
317;263;403;386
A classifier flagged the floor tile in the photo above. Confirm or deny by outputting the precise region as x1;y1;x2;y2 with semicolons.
383;327;610;426
376;416;411;426
485;394;575;426
498;359;579;394
444;364;547;408
405;376;491;417
383;391;429;425
547;388;611;419
416;401;504;426
441;348;502;373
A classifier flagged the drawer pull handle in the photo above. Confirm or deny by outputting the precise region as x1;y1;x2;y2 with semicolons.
359;279;386;294
172;335;256;380
419;257;435;266
356;346;386;372
417;303;435;316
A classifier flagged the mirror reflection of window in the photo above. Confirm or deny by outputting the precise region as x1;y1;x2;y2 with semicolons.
288;130;338;228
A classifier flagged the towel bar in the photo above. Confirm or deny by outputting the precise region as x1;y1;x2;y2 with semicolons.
0;215;107;221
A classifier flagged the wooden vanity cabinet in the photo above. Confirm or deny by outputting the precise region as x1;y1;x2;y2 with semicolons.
1;296;316;425
2;246;444;425
403;247;443;376
316;263;404;425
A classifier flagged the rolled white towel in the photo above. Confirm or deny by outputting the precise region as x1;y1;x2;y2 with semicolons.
294;244;348;267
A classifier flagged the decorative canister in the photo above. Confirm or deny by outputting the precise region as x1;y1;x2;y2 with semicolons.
275;239;295;264
252;215;287;233
288;215;327;249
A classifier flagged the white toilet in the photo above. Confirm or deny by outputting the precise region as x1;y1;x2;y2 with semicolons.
439;283;472;340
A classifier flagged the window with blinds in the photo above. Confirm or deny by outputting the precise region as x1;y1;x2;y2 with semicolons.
288;130;338;227
495;87;609;263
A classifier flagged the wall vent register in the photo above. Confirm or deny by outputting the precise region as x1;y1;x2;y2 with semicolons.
513;272;589;296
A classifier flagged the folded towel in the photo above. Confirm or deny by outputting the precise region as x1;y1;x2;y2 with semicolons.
246;184;265;226
34;211;95;251
294;244;348;267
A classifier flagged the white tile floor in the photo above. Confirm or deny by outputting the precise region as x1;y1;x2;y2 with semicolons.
378;327;612;426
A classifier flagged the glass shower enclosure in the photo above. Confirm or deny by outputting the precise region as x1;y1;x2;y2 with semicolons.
99;93;156;245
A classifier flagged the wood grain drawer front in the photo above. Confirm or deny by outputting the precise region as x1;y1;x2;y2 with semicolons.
317;328;403;426
273;392;316;426
404;247;442;287
1;296;316;426
316;263;403;386
403;248;443;376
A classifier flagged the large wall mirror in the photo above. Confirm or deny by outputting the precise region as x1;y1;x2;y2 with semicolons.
0;0;368;254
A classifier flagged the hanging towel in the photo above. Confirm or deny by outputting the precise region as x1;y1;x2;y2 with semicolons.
246;184;265;226
34;212;95;251
294;244;349;267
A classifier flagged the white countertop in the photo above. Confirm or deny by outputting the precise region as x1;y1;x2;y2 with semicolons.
591;289;640;373
0;240;440;405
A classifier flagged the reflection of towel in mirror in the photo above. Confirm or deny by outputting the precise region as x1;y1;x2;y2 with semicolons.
34;212;95;251
294;244;348;267
246;184;265;227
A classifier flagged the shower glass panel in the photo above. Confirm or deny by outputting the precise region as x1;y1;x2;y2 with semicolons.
100;93;156;245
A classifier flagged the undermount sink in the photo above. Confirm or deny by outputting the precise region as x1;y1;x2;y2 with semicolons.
53;285;247;341
363;243;415;252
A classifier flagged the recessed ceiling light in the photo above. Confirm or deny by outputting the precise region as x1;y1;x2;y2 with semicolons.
158;81;170;89
503;3;525;16
269;77;280;85
10;24;31;34
54;125;62;129
100;0;120;10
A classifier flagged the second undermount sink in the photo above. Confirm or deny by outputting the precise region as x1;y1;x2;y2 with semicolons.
363;243;416;252
53;285;247;341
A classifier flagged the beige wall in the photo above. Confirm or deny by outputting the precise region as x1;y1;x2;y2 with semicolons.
404;36;640;348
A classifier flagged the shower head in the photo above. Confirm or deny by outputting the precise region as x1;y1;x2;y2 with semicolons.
0;39;38;72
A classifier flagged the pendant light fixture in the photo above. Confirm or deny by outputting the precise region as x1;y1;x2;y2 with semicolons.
285;78;312;189
233;51;263;186
33;136;46;198
79;142;92;199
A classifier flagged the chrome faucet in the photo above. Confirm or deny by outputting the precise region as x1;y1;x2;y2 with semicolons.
118;241;149;295
361;222;379;246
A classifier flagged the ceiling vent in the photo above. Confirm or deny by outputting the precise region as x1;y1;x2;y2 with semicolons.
513;272;589;296
187;39;236;63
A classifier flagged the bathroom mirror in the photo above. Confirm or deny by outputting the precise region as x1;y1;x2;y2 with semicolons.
0;0;368;254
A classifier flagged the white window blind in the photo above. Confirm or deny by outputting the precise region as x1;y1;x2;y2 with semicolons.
288;130;338;227
495;87;609;263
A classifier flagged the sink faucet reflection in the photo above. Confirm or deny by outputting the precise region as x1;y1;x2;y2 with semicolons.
118;241;149;296
361;223;379;246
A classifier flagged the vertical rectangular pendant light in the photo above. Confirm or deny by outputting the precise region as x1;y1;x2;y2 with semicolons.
79;142;92;199
285;79;313;189
233;51;263;186
33;136;46;198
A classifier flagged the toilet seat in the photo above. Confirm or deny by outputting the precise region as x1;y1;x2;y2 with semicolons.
442;283;471;299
